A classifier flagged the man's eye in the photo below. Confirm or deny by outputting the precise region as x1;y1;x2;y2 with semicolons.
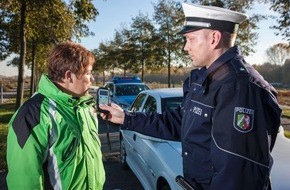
188;38;194;42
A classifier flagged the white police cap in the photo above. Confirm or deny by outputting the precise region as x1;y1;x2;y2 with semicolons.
178;3;248;34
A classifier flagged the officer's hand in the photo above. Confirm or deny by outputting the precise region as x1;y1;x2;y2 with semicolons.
99;103;125;124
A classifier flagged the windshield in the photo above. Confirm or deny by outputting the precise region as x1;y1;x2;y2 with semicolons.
115;84;149;96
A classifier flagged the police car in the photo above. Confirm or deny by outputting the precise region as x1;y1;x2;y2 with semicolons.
104;76;150;109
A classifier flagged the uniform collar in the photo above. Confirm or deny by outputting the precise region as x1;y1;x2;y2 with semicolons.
198;46;240;85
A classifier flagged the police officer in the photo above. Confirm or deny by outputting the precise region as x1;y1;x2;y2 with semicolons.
100;3;281;190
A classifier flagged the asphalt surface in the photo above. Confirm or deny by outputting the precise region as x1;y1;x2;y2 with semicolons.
0;118;144;190
100;131;144;190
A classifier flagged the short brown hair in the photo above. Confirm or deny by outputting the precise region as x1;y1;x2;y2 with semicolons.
47;41;95;82
220;31;237;48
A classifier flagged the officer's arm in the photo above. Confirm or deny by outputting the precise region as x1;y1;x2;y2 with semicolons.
210;82;279;189
121;106;182;141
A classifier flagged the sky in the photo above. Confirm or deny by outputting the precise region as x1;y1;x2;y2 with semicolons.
0;0;287;77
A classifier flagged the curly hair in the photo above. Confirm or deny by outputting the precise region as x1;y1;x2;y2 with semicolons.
47;41;95;82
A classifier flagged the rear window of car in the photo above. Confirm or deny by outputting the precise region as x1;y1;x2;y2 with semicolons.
161;97;183;112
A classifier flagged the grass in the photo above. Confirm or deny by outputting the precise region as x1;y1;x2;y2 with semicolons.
282;109;290;117
285;130;290;139
282;108;290;139
0;103;14;171
0;124;8;171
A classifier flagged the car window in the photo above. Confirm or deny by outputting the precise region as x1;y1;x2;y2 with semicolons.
115;85;124;96
130;94;147;112
161;97;183;112
143;96;157;113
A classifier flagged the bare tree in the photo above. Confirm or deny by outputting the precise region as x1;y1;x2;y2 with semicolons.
266;43;290;65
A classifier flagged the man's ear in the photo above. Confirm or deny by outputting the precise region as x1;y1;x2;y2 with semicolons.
211;30;222;47
64;70;73;83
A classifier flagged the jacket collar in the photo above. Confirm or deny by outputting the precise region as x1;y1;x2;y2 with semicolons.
38;74;94;107
198;46;240;85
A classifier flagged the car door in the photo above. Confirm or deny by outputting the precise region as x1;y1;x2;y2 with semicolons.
130;95;161;188
122;93;152;183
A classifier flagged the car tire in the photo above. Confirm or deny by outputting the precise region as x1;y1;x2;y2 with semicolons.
159;182;171;190
120;135;129;170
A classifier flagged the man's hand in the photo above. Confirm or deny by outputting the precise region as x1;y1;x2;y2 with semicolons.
99;103;125;124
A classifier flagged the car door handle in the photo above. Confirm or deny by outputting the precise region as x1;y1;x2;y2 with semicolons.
133;133;136;141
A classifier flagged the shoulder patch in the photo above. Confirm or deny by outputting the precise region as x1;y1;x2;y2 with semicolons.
233;107;254;133
12;93;45;148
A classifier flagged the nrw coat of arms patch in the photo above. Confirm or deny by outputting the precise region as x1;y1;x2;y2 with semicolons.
233;107;254;133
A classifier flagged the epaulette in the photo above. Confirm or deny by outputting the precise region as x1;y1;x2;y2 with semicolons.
230;56;249;76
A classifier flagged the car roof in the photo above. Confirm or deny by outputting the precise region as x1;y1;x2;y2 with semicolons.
141;88;183;98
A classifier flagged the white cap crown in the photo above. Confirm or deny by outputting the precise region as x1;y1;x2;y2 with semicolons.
178;3;249;34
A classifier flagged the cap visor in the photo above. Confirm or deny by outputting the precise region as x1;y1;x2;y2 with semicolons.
177;26;203;34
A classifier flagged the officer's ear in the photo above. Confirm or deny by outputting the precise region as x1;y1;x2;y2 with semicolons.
210;30;222;48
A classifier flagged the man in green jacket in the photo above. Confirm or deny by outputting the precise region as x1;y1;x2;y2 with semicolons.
6;41;105;189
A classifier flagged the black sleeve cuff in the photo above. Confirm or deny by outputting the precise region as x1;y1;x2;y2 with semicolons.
121;110;136;130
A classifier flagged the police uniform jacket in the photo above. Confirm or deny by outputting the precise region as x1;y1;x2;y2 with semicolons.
121;46;281;190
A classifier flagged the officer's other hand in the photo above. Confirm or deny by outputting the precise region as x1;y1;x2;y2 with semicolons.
99;103;125;124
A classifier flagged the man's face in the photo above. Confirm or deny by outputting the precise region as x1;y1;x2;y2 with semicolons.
70;65;94;97
183;29;213;68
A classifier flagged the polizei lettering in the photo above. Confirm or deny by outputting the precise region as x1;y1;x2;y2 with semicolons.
193;106;202;115
234;107;254;115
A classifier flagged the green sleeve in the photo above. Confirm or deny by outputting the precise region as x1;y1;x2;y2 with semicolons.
6;108;50;190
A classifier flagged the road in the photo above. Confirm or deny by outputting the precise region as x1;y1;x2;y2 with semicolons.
99;117;144;190
0;118;144;190
100;131;144;190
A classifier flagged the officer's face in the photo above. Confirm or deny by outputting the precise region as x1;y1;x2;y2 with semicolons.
183;29;216;68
